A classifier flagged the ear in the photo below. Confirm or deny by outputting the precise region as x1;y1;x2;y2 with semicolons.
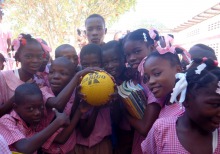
176;65;182;73
105;28;107;35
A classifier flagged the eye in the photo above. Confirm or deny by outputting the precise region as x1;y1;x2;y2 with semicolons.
211;103;220;108
134;50;141;54
154;72;161;77
29;107;34;112
24;54;32;59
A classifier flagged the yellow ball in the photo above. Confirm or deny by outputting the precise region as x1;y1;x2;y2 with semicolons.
80;71;115;106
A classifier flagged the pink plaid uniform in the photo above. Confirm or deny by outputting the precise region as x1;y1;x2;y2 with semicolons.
141;117;220;154
159;102;185;118
0;70;24;104
131;78;163;154
76;107;112;147
40;86;77;153
0;135;11;154
0;111;45;153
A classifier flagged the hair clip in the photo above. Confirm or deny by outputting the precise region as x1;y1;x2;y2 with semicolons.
216;81;220;95
143;33;147;42
195;63;206;74
214;60;218;66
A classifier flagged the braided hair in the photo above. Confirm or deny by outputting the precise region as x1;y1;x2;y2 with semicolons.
122;28;159;48
186;58;220;98
14;34;42;61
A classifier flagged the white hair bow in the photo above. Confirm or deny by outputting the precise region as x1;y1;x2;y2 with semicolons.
170;73;188;103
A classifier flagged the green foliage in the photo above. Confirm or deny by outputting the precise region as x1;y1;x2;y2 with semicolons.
3;0;136;52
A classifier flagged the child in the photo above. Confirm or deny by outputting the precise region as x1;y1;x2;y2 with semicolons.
142;59;220;154
73;43;112;154
189;43;217;60
0;34;44;117
0;83;69;154
0;52;5;70
122;28;162;154
55;44;80;71
142;45;190;118
40;57;98;153
85;14;107;46
102;40;133;154
35;38;52;87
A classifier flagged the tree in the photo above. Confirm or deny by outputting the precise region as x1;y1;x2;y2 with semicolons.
3;0;136;52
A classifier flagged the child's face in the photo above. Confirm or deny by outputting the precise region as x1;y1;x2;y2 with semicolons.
123;40;152;70
49;61;74;95
186;82;220;133
14;94;44;126
102;48;124;78
81;53;102;69
85;17;106;45
144;56;181;98
57;48;78;70
19;43;44;74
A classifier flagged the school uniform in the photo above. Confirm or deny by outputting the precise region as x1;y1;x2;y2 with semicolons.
141;117;220;154
0;70;24;104
40;86;77;154
131;77;163;154
0;110;45;154
159;102;185;118
73;107;112;154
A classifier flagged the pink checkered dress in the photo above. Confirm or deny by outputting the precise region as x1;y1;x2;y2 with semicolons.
141;117;220;154
131;78;163;154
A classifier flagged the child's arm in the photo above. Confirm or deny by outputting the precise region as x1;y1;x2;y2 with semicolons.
46;67;100;112
53;105;82;144
0;96;14;117
125;103;161;136
13;108;69;154
79;106;100;138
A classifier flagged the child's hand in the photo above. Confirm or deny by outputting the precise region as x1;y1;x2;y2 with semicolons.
53;108;70;127
76;67;103;79
108;84;119;105
76;84;87;102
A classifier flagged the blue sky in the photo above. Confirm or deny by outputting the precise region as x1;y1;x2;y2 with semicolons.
111;0;220;30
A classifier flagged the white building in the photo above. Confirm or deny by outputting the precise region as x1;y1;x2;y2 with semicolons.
168;3;220;60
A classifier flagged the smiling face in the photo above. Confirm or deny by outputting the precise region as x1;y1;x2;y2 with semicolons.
18;43;44;75
123;40;152;70
102;48;124;78
144;56;181;98
49;59;74;95
85;17;107;45
14;94;44;126
185;82;220;133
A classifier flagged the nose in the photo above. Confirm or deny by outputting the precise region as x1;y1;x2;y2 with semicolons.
92;29;98;36
148;76;156;85
53;72;60;79
34;108;41;117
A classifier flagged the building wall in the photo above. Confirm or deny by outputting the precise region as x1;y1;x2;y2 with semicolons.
174;14;220;60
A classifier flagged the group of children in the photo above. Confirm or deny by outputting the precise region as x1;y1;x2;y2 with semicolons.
0;13;220;154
